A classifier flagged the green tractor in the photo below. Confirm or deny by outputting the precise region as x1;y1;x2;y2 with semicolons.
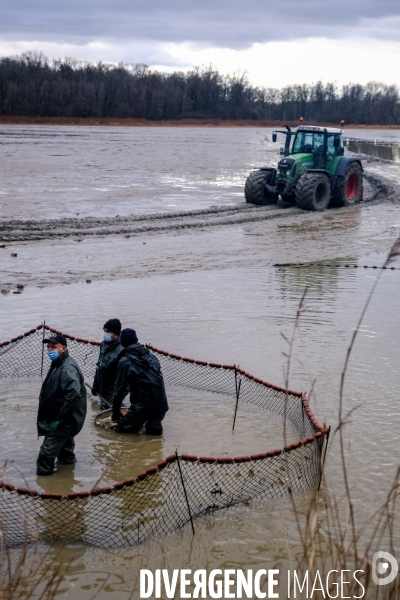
245;125;363;211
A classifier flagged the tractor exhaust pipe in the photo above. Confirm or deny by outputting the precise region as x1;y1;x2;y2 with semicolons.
284;125;292;157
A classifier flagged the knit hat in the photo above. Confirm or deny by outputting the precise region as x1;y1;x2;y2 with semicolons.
43;334;67;346
120;328;138;347
103;318;122;336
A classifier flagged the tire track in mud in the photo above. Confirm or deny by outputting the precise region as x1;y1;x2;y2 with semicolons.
0;170;395;243
0;204;301;242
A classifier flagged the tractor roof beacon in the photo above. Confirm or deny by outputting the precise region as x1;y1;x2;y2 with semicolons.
244;125;363;211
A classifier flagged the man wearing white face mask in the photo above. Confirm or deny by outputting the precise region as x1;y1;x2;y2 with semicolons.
36;334;87;476
92;319;123;408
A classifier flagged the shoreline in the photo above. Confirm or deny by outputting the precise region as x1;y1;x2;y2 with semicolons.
0;116;400;129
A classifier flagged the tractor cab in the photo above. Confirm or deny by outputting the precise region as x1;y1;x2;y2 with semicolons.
272;125;344;163
293;127;343;154
291;126;344;162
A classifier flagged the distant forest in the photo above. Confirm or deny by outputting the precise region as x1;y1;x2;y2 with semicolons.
0;52;399;125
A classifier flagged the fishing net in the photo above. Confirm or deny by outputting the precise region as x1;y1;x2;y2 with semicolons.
0;325;328;547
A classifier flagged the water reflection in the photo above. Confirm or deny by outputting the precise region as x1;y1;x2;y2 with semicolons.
275;260;358;304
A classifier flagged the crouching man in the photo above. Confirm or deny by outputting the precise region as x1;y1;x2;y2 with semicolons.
111;328;168;434
36;334;87;476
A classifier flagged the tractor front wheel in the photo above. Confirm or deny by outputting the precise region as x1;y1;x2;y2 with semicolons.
245;169;278;205
295;173;331;211
333;162;363;207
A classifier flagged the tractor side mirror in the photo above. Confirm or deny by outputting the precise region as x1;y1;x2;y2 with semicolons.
272;133;277;143
334;137;341;147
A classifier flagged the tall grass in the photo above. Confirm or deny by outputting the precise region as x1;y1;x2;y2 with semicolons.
0;534;67;599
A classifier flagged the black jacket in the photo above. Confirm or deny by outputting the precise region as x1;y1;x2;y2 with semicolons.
37;350;87;438
92;338;123;402
112;344;169;416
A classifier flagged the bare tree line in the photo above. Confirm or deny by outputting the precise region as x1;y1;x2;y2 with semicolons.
0;51;399;124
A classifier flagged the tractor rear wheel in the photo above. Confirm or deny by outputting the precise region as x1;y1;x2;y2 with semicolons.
333;162;363;206
245;169;278;205
295;173;331;211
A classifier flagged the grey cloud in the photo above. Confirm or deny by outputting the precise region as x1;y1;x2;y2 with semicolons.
2;0;400;49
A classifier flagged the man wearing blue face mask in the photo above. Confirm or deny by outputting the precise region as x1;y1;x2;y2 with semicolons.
36;334;87;476
92;319;123;408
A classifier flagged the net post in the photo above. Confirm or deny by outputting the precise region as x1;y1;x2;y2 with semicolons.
301;391;308;439
40;320;46;378
232;365;241;432
175;449;195;536
318;426;331;491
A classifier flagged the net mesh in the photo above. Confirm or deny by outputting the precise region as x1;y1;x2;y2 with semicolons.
0;325;327;548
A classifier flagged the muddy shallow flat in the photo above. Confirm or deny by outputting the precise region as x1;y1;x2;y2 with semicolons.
1;202;399;291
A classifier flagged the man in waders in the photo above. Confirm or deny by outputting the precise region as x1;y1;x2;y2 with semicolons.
36;334;86;476
111;328;169;434
92;318;123;407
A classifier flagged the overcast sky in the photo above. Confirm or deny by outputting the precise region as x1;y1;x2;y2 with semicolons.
1;0;400;88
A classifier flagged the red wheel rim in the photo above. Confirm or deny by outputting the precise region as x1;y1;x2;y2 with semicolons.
346;173;358;199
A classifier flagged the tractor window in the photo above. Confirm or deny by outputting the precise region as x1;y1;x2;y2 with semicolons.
327;134;344;156
292;132;325;154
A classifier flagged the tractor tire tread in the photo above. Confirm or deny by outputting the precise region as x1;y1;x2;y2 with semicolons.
295;172;331;211
244;169;278;205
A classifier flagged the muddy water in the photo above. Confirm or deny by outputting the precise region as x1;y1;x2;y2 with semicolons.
0;126;275;220
1;126;400;597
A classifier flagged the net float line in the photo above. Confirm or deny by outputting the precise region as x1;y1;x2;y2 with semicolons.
0;325;328;547
274;263;398;270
